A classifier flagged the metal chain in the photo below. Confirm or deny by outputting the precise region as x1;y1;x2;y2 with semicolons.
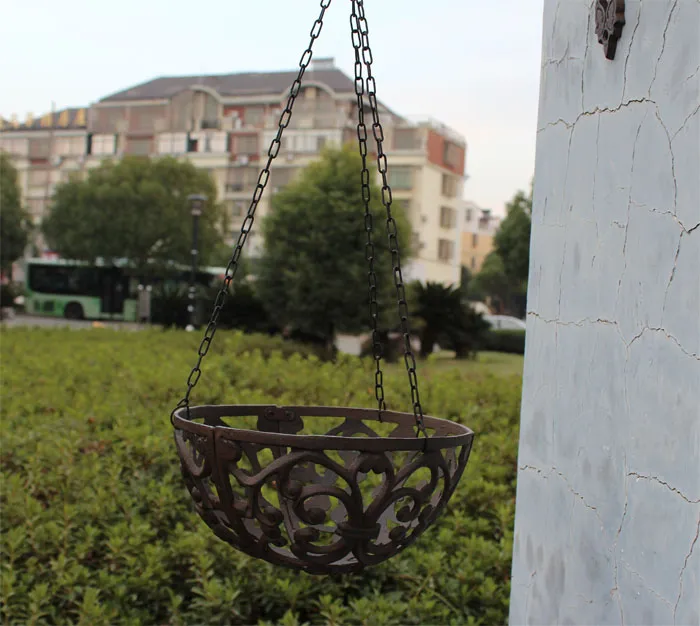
351;0;427;436
173;0;332;422
350;15;386;420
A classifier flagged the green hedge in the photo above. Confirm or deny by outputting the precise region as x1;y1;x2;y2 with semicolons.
482;329;526;355
0;329;520;625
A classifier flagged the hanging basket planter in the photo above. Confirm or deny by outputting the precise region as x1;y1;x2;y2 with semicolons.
173;405;473;573
171;0;475;574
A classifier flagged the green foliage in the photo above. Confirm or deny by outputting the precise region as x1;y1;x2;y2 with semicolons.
1;328;520;624
42;156;227;272
1;283;18;308
256;144;412;343
494;190;532;284
482;330;526;355
411;282;488;358
473;187;532;317
0;152;31;275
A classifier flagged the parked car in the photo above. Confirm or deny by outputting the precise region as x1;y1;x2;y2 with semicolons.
484;315;527;331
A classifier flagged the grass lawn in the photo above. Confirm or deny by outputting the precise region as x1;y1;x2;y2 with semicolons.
387;350;524;380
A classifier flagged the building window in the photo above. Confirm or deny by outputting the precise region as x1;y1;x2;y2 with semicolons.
244;106;264;127
226;167;257;192
92;134;117;156
394;128;418;150
441;174;457;198
52;136;85;157
472;233;479;247
26;198;46;217
28;138;50;159
28;168;49;188
443;141;461;168
411;231;421;251
465;208;473;222
388;167;413;190
235;134;258;155
440;206;456;228
317;136;327;151
187;136;198;153
125;137;152;155
437;238;454;262
471;256;477;270
231;201;245;217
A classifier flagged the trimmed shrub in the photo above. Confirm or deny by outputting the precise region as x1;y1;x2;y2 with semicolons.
482;329;526;355
1;328;520;625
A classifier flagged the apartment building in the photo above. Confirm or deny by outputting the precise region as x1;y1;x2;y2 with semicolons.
460;200;501;273
0;58;467;285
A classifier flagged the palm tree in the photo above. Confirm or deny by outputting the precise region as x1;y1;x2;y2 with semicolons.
411;282;463;357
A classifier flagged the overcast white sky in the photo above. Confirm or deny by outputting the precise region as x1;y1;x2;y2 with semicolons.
0;0;544;215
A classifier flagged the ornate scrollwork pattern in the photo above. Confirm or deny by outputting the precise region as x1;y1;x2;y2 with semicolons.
173;405;474;574
595;0;625;60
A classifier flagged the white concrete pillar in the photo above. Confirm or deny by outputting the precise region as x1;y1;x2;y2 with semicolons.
510;1;699;624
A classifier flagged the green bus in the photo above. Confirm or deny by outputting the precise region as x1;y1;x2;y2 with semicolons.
23;258;226;321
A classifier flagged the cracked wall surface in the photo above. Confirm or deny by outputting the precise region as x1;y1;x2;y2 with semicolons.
509;1;699;624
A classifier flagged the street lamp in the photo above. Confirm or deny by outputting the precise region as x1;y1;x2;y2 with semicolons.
186;194;207;332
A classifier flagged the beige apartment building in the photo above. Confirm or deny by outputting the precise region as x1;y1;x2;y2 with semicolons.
460;200;501;273
0;58;467;285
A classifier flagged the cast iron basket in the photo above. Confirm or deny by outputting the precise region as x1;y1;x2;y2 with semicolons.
171;0;476;574
173;405;473;574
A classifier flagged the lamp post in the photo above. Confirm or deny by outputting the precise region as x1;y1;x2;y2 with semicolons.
186;194;207;332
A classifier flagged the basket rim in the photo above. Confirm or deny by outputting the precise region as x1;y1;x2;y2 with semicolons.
172;404;474;452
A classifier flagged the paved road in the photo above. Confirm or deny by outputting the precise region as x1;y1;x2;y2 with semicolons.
1;313;146;331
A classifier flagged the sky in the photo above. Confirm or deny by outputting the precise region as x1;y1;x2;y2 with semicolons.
0;0;544;215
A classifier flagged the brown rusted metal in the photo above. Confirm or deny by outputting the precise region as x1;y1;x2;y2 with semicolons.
595;0;625;60
173;405;474;574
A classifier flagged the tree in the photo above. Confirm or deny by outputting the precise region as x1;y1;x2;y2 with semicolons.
494;189;532;283
473;186;532;317
471;252;512;313
411;281;488;358
0;153;31;278
256;144;412;353
42;156;227;272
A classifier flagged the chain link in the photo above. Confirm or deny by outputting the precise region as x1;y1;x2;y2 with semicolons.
350;14;386;419
172;0;332;422
351;0;427;436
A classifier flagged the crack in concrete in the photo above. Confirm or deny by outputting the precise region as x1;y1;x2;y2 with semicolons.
671;103;700;141
627;326;700;360
527;312;618;327
524;570;537;622
649;0;679;98
539;98;653;132
519;465;606;530
591;114;601;268
581;3;591;112
684;65;700;85
674;514;700;623
662;231;683;321
627;472;700;504
620;558;675;611
611;455;629;626
654;107;679;217
621;4;642;103
629;199;693;234
616;113;646;316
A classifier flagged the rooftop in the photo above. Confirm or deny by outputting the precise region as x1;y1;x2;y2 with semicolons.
0;108;88;132
99;59;355;103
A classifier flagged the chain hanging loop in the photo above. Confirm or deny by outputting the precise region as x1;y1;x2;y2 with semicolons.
172;0;333;424
350;12;387;421
350;0;427;437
